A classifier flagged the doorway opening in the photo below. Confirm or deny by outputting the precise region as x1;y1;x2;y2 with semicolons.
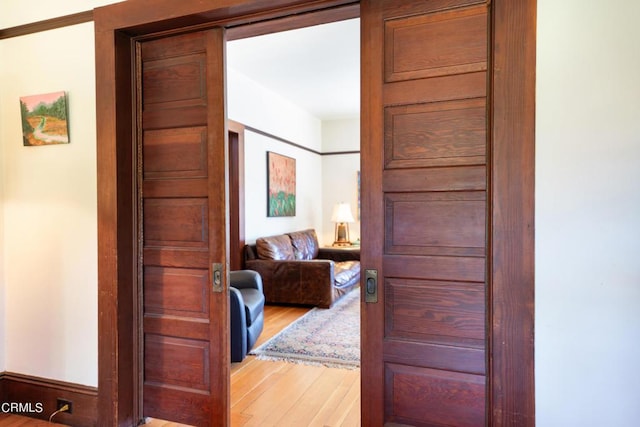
224;16;362;425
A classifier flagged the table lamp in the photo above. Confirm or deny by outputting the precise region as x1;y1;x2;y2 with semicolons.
331;202;355;246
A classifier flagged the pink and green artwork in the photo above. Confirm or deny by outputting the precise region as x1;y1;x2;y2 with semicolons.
20;91;69;146
267;151;296;217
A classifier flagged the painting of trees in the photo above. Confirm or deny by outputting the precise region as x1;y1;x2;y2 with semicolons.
19;91;70;146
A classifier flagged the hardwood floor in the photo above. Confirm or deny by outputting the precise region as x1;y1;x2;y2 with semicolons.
1;304;361;427
253;304;310;349
228;304;361;427
229;358;360;426
0;414;67;426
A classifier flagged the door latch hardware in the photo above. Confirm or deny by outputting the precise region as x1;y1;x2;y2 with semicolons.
212;263;223;293
365;269;378;303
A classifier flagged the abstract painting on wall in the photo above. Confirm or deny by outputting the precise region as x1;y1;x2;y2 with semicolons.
20;91;70;146
267;151;296;217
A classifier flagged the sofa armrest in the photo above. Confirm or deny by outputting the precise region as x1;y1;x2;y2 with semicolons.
244;259;335;307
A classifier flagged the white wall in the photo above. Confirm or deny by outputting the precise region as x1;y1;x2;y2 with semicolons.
0;0;121;28
535;1;640;425
243;131;323;243
227;69;324;243
321;119;360;246
227;69;322;152
0;23;99;386
0;0;121;387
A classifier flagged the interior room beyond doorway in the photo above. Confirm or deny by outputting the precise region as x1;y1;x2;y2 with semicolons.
226;17;361;249
225;16;362;427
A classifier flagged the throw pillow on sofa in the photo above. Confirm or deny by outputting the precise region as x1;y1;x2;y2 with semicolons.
288;229;320;260
255;234;296;260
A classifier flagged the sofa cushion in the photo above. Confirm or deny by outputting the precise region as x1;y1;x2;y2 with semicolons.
288;229;320;260
256;234;295;260
334;260;361;288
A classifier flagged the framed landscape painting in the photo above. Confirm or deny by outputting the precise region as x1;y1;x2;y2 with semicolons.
267;151;296;217
20;91;70;146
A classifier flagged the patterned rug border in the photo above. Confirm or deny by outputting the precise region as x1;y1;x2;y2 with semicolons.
250;290;360;369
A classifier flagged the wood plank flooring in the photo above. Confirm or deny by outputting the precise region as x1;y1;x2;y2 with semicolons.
230;304;361;427
0;414;67;426
1;304;361;427
229;357;360;427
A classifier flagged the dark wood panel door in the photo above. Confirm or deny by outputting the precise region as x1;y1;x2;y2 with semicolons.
361;1;491;425
139;28;229;426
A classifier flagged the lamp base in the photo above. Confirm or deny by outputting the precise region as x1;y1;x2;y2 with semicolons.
333;222;351;247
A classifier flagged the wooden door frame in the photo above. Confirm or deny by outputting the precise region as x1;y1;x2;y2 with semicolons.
228;120;246;271
94;0;535;425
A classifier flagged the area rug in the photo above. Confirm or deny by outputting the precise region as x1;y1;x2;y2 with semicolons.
250;289;360;369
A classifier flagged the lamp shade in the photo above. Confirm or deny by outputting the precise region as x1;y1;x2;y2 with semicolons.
331;202;355;223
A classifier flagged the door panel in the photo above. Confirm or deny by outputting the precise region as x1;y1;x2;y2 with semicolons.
385;279;485;343
383;5;487;82
139;28;228;426
144;267;209;318
362;0;490;425
384;98;487;168
385;364;486;427
384;192;486;255
143;127;209;179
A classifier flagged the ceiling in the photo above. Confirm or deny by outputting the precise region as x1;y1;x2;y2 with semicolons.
226;18;360;121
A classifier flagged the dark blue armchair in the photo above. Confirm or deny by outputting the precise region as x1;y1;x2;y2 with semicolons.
230;270;265;362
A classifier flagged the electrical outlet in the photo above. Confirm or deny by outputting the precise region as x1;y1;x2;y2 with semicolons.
56;398;73;414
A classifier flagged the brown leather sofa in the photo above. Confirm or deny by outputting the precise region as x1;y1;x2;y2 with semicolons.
243;229;360;308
